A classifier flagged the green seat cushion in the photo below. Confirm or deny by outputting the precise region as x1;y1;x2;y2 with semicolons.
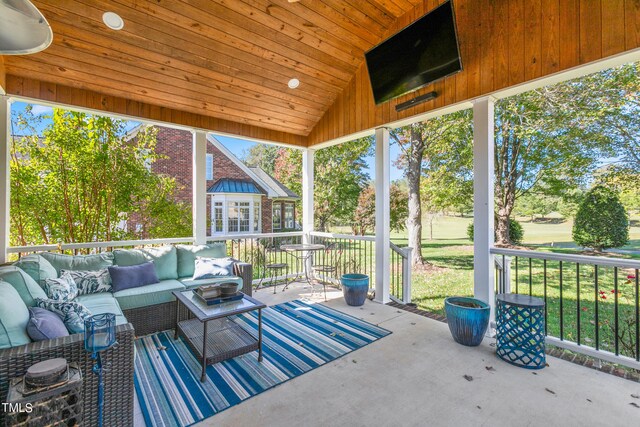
113;246;178;280
75;294;128;326
0;281;31;349
40;252;114;275
179;276;243;290
114;279;185;310
13;254;57;286
0;266;47;307
176;243;227;278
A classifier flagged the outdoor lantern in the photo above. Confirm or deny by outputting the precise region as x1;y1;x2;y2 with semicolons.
84;313;116;354
84;313;117;427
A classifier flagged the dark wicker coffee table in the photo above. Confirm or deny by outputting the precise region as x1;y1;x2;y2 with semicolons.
173;290;266;382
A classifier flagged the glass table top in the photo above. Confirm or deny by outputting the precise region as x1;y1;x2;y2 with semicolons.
177;290;265;321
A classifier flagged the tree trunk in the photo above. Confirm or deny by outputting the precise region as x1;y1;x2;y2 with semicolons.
496;211;510;245
406;128;425;266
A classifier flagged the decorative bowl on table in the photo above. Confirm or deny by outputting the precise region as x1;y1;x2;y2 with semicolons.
219;282;241;297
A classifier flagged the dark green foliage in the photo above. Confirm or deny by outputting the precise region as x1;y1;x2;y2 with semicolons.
467;218;524;245
572;186;629;251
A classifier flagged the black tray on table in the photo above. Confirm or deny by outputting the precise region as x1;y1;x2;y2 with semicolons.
194;292;244;306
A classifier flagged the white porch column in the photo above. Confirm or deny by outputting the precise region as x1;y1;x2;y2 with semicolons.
192;131;208;245
302;148;314;244
0;96;9;264
473;97;496;320
375;127;391;304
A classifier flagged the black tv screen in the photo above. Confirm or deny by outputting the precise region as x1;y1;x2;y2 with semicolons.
365;0;462;105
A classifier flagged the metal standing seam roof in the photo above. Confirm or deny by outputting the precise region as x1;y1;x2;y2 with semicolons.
207;179;265;194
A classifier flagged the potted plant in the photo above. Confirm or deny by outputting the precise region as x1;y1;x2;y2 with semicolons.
444;297;490;346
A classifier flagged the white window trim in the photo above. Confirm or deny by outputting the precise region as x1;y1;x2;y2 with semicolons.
210;194;262;235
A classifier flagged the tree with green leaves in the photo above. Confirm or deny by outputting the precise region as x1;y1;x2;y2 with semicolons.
492;64;640;244
512;191;560;221
572;185;629;252
10;107;191;246
241;143;280;175
274;137;372;232
352;183;409;236
595;166;640;215
391;110;472;265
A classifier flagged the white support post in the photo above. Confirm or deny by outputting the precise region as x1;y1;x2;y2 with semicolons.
302;149;314;244
375;127;391;304
0;96;9;264
192;131;207;245
473;97;496;322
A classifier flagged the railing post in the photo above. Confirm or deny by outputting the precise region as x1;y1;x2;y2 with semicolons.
402;247;412;304
192;131;208;245
503;256;512;294
374;127;391;304
0;96;9;264
473;97;496;326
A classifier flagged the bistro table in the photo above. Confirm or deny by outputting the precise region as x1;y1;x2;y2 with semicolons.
280;243;326;289
173;290;266;382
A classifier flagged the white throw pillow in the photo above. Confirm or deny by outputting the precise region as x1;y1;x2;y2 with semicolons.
192;257;235;280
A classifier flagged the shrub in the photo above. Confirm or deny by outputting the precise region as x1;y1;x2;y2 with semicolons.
467;218;524;245
572;185;629;251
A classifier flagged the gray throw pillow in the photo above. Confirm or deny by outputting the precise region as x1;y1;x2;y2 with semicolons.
108;262;159;292
27;307;70;341
61;269;112;295
192;257;235;280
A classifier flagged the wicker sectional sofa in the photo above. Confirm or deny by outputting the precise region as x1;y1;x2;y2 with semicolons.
0;243;253;427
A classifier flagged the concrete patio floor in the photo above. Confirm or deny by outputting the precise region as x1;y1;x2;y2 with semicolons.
135;281;640;427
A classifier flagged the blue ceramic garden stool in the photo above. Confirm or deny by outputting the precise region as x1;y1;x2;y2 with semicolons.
496;293;546;369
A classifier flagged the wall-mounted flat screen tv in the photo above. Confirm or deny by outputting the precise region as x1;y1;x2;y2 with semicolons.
365;0;462;105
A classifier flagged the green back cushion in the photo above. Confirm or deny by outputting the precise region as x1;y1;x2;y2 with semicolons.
40;252;114;275
176;243;227;278
14;254;57;286
113;246;178;280
0;281;31;349
0;266;47;307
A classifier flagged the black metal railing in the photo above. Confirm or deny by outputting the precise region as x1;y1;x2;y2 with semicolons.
492;248;640;367
310;232;411;303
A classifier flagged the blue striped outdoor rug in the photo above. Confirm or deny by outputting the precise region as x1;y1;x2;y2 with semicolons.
134;300;391;427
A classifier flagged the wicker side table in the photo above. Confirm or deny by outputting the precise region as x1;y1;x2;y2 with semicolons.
496;293;546;369
4;364;83;427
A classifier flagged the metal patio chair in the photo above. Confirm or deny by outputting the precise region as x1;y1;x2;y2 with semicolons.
255;245;289;294
311;243;344;301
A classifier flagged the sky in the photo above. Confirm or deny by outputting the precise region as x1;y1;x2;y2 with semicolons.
11;101;406;182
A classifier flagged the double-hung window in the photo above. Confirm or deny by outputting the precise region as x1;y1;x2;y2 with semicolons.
273;204;282;230
284;203;294;229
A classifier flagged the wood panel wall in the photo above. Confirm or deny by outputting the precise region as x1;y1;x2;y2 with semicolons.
5;75;307;147
308;0;640;146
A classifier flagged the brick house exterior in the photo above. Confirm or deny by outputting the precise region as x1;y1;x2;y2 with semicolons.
130;126;298;236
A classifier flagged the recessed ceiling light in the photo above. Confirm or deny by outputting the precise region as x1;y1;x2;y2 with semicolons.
103;12;124;30
288;78;300;89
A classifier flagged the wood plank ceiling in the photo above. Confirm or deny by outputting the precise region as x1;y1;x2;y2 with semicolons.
3;0;423;137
